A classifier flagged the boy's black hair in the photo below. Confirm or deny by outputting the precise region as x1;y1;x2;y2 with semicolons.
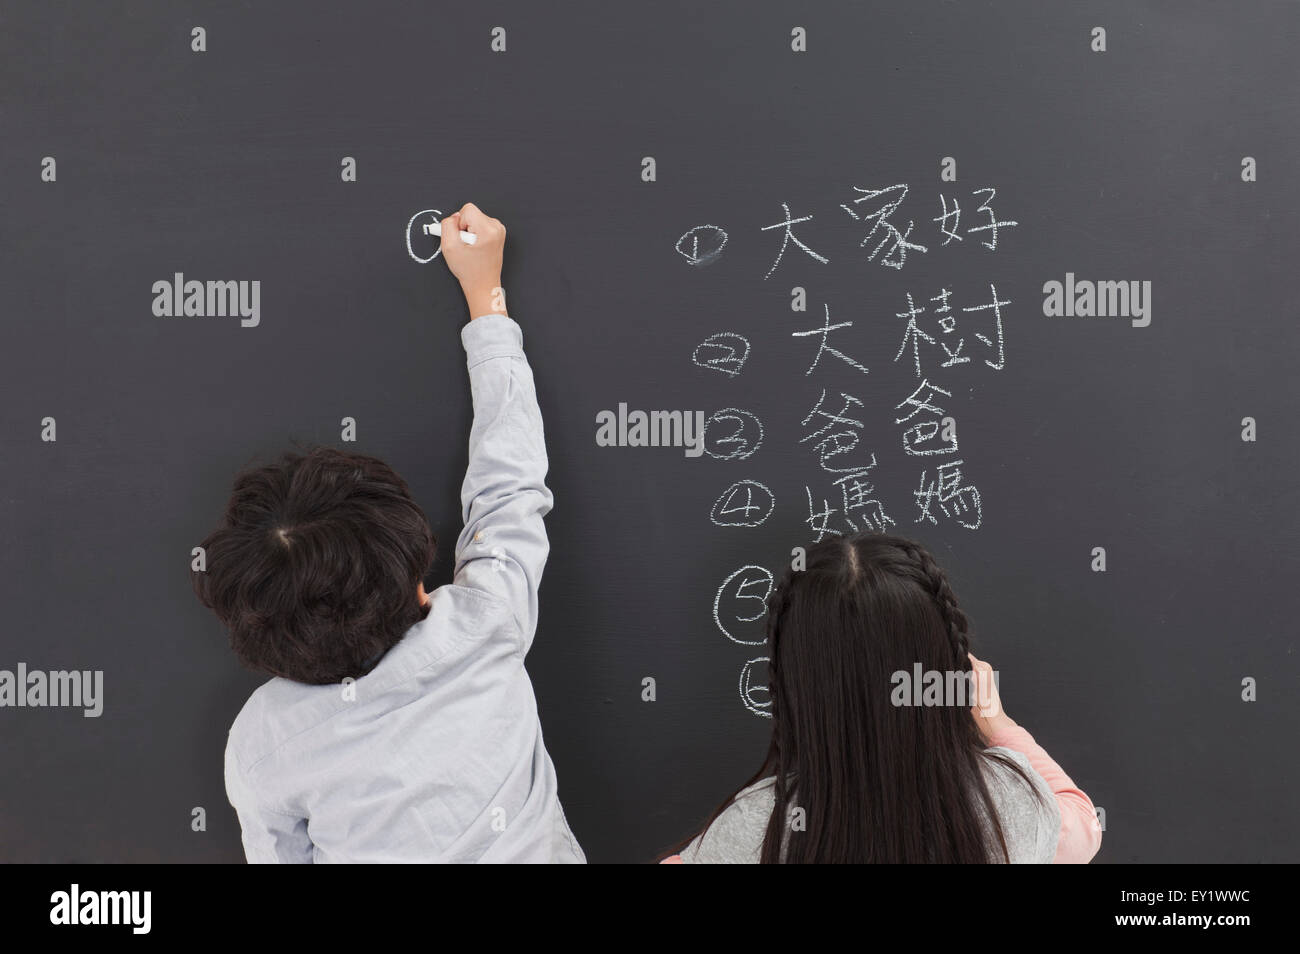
192;446;435;685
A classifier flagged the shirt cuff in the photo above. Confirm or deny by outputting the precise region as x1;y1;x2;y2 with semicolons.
986;722;1035;752
460;313;524;368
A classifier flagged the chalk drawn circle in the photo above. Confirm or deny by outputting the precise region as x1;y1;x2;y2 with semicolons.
407;208;445;264
713;564;773;646
675;225;728;267
739;657;772;718
710;480;775;528
691;332;751;377
704;408;764;461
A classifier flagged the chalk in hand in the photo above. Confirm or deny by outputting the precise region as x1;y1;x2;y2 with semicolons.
427;221;477;245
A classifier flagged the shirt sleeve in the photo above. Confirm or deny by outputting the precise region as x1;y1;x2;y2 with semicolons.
452;314;554;654
225;742;314;864
987;722;1103;864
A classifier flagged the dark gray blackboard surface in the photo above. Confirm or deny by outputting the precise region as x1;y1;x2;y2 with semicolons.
2;1;1297;862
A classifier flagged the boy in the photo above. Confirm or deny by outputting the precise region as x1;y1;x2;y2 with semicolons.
193;203;585;863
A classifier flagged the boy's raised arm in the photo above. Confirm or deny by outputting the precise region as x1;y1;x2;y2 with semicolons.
441;205;553;652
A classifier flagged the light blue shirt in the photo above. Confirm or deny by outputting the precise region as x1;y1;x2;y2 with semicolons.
224;314;585;863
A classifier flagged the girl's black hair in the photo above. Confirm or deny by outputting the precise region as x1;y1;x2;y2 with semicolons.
671;532;1046;863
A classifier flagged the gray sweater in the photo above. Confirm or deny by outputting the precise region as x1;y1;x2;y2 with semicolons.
679;746;1060;863
224;315;584;863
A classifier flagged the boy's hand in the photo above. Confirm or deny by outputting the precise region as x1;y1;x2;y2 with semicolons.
968;652;1018;742
439;202;507;319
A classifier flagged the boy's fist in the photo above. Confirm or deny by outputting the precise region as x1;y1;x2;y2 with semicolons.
440;203;507;318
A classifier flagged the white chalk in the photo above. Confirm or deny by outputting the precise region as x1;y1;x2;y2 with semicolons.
426;222;477;245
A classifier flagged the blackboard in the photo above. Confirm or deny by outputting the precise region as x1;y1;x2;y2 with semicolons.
2;0;1297;863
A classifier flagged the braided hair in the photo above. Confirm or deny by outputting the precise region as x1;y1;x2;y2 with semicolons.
893;538;972;668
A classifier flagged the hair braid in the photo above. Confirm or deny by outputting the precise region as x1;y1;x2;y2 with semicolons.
898;541;971;667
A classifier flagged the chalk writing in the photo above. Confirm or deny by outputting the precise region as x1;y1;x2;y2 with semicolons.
704;407;765;460
692;332;751;377
406;208;447;264
894;380;982;528
841;184;928;269
792;304;869;376
966;188;1017;251
739;657;773;718
676;185;1016;279
961;283;1010;371
934;195;964;245
894;379;957;456
800;389;871;472
914;460;982;530
761;202;829;279
895;285;1011;377
803;466;896;543
804;485;839;542
713;565;773;645
680;178;1020;712
711;480;775;528
835;471;897;534
676;225;729;267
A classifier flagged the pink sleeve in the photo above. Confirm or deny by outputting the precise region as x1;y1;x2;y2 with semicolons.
987;722;1102;864
660;855;683;864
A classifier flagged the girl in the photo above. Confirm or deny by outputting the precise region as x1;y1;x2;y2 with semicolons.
665;533;1101;864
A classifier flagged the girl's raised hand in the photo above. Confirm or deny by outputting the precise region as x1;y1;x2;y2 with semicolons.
968;652;1017;742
